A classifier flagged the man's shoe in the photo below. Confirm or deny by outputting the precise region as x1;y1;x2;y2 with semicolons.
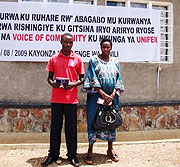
69;157;80;167
41;156;57;166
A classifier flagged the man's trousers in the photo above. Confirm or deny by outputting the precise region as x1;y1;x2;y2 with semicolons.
49;103;78;159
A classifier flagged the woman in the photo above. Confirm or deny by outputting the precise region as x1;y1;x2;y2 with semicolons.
83;38;124;164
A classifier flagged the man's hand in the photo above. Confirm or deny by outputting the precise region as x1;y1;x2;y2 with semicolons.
63;82;75;90
51;81;60;88
63;74;84;90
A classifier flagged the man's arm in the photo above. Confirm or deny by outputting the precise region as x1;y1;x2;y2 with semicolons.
63;74;84;90
47;71;60;88
75;74;85;86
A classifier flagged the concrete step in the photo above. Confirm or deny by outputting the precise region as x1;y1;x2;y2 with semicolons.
0;129;180;145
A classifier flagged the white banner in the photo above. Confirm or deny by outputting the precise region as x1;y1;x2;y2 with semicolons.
0;2;160;62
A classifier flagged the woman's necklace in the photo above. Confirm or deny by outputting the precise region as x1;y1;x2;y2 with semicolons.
99;54;109;62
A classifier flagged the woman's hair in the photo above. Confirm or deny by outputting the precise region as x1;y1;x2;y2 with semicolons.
100;38;112;48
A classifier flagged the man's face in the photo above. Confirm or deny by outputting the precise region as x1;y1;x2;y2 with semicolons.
61;35;73;52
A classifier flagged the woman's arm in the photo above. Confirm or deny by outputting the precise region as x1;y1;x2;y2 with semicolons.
110;89;118;99
95;88;119;105
94;87;113;104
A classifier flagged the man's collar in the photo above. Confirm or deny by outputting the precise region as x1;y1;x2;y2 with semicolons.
58;50;75;58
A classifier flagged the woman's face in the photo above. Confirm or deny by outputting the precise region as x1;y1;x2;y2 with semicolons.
101;41;112;56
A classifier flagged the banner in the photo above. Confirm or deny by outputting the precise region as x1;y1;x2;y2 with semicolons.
0;2;160;62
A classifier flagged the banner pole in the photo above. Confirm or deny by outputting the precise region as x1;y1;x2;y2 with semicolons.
157;63;161;94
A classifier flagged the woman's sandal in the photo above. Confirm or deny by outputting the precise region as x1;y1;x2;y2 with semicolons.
107;150;119;162
85;156;93;165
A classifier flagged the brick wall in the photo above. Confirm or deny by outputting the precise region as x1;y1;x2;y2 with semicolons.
0;105;180;133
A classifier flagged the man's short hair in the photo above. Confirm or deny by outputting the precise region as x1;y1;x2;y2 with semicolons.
61;33;73;43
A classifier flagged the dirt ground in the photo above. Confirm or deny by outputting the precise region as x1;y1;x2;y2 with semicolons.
0;140;180;167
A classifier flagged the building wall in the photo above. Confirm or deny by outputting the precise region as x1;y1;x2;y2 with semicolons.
0;0;180;133
0;0;179;105
0;105;180;132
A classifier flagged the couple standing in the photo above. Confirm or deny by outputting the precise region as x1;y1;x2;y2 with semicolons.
41;33;124;167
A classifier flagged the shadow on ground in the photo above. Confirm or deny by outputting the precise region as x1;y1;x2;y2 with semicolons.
26;152;113;167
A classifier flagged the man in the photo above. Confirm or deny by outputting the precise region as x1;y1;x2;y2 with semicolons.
42;33;85;167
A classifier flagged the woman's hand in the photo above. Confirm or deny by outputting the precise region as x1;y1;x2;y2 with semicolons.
102;89;118;106
103;100;112;106
103;95;113;106
110;89;117;99
94;87;113;105
101;93;113;104
100;91;113;106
